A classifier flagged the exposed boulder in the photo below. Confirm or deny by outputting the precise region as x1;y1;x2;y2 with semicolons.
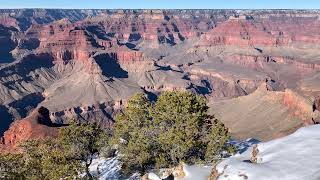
250;144;259;163
313;96;320;112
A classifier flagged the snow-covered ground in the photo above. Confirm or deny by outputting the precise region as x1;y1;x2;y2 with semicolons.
91;125;320;180
89;157;122;179
182;165;212;180
89;157;213;180
216;125;320;180
145;164;213;180
89;157;140;180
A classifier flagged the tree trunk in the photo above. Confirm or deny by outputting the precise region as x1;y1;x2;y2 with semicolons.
85;157;93;180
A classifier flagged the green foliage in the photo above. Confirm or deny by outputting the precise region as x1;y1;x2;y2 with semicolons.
0;153;25;179
152;91;212;167
112;93;152;142
0;121;110;180
113;91;235;174
20;139;81;180
59;120;110;179
112;93;155;174
204;119;236;161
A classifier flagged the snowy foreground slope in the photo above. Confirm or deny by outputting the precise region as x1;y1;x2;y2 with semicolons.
91;125;320;179
216;125;320;180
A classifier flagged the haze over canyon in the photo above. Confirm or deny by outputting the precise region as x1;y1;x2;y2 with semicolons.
1;9;320;150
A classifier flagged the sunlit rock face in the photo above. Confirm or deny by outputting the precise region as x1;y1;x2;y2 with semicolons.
0;107;59;152
1;9;320;145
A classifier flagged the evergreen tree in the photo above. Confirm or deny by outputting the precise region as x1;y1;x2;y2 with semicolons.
112;93;155;174
59;120;110;179
152;91;212;167
113;91;236;174
21;139;81;180
203;118;236;161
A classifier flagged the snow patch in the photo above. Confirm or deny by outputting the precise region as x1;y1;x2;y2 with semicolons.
89;157;121;179
216;125;320;180
89;157;141;180
182;165;212;180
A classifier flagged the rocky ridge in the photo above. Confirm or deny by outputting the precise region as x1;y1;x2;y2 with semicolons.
0;9;320;144
0;106;59;152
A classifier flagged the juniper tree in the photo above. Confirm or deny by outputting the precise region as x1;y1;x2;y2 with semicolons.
113;91;235;174
152;91;212;167
59;120;110;179
112;93;155;174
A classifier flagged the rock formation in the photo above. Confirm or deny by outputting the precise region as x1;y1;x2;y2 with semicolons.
250;145;259;163
0;107;58;152
0;9;320;145
313;96;320;112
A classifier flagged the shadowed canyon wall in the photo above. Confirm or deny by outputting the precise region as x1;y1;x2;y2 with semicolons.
0;9;320;145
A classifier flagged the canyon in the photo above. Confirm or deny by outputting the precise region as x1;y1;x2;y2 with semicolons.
1;9;320;150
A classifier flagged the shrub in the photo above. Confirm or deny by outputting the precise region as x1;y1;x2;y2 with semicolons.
20;139;81;179
0;121;110;180
0;153;25;179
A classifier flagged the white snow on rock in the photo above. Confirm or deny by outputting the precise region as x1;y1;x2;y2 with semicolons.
147;173;162;180
229;138;260;154
216;125;320;180
89;157;122;179
89;157;141;180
